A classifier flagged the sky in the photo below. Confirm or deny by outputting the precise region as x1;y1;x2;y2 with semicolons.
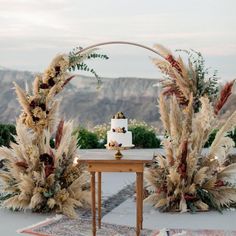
0;0;236;81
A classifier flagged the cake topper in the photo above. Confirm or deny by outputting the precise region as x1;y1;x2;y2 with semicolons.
112;111;126;119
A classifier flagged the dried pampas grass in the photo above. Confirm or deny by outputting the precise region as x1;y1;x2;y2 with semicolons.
0;50;101;217
145;45;236;213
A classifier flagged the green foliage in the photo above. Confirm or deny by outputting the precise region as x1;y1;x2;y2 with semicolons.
75;128;99;149
0;124;16;147
129;126;161;148
68;47;109;85
177;49;219;112
87;53;109;60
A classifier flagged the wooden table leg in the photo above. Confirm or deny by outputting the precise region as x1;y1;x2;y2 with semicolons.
98;172;102;229
136;172;142;236
91;172;96;236
140;172;143;230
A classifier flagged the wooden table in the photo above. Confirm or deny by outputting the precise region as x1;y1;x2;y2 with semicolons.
79;150;153;236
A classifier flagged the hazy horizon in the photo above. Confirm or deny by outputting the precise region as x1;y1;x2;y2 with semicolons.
0;0;236;81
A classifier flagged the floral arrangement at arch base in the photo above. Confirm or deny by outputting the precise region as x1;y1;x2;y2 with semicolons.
0;48;108;217
144;45;236;212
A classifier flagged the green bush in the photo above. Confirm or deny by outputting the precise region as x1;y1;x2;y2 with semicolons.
0;124;16;169
75;128;99;149
129;126;161;148
75;122;162;149
0;124;16;147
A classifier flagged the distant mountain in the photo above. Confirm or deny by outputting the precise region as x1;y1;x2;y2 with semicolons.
0;69;235;129
0;69;161;127
0;65;9;70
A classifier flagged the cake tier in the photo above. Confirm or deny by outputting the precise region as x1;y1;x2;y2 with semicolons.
107;131;133;147
111;119;128;131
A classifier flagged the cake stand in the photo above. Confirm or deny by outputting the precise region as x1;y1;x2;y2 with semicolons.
105;145;135;160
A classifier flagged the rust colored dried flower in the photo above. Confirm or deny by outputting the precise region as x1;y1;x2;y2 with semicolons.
214;79;235;115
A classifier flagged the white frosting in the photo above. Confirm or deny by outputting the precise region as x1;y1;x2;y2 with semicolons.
107;131;133;147
111;119;128;131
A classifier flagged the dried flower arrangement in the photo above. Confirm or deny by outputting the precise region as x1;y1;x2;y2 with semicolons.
145;44;236;212
0;48;108;217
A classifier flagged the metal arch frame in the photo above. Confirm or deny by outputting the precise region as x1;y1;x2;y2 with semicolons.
75;41;164;59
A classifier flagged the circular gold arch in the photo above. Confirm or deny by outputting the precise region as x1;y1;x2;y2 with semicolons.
75;41;164;58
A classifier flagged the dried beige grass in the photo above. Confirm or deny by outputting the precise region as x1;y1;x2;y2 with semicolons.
158;93;170;134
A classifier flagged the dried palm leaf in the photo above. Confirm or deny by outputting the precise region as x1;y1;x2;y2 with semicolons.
202;176;217;190
4;195;29;210
209;111;236;158
217;163;236;179
210;188;236;207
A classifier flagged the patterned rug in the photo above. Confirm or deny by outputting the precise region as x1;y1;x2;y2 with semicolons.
18;215;153;236
18;215;236;236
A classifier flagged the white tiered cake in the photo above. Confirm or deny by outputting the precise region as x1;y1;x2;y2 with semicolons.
107;112;133;148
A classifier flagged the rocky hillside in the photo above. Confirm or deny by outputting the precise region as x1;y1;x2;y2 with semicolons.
0;70;160;127
0;69;235;129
